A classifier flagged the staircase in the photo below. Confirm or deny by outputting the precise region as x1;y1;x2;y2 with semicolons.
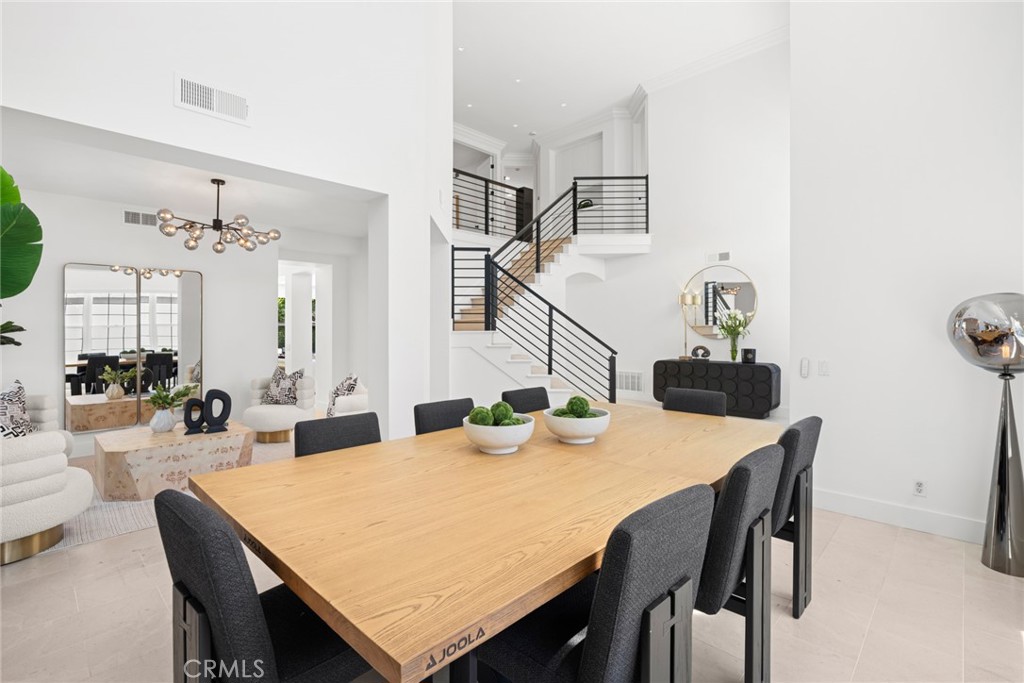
450;174;649;403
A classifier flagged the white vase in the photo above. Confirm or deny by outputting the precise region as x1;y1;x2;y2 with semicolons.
150;409;176;433
104;384;125;400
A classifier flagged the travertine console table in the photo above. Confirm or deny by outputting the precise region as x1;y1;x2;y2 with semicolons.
94;423;254;501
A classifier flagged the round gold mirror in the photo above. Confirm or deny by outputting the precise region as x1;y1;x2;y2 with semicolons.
680;265;757;340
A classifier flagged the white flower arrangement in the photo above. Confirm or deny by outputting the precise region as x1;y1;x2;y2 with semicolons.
715;309;751;338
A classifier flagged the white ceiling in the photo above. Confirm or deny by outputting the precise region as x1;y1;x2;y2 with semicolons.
454;1;788;154
2;110;377;236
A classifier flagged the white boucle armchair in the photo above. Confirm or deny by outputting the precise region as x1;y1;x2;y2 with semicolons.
241;375;315;443
1;400;94;564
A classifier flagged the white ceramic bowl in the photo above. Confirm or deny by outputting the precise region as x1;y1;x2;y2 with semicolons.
462;414;535;455
542;407;611;444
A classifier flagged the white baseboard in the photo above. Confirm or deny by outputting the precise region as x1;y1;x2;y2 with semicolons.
814;487;985;544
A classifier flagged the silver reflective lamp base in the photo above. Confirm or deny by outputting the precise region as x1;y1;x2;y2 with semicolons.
949;293;1024;577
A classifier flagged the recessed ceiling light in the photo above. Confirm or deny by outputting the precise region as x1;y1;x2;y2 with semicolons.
466;103;473;108
515;78;521;83
457;47;465;52
561;103;567;108
512;123;519;128
503;176;511;181
529;131;537;136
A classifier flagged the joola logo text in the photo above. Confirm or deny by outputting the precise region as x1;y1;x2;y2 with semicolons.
424;628;486;670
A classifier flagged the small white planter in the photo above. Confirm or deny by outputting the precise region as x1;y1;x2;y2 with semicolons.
150;409;176;433
104;384;125;400
542;408;611;445
462;414;535;455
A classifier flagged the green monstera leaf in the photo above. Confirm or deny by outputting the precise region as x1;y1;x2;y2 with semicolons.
1;167;21;206
1;202;43;299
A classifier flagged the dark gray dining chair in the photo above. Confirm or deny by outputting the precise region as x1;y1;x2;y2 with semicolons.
294;413;381;457
771;416;823;619
695;445;783;683
413;397;474;435
662;387;727;416
476;484;715;683
500;387;550;414
146;352;175;389
154;490;372;683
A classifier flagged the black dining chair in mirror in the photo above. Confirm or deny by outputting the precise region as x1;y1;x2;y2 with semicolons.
83;355;120;395
145;352;175;389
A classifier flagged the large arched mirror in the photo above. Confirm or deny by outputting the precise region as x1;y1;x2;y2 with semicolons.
681;265;757;339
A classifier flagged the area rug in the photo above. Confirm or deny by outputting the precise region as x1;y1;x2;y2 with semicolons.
47;440;295;553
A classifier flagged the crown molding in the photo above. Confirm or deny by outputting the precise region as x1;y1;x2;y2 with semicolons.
501;152;535;168
627;85;648;120
642;25;789;93
453;122;507;155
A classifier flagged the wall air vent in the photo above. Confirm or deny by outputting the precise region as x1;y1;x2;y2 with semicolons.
617;370;645;394
706;251;731;263
174;74;250;125
124;210;158;227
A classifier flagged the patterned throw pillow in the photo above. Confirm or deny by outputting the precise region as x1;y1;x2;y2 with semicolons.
261;367;304;405
0;380;34;438
325;375;359;418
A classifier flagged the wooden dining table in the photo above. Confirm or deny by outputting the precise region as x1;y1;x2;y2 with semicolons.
189;402;782;683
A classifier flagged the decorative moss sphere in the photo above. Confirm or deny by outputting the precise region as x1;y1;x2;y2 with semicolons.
566;396;590;418
490;401;514;424
468;406;494;426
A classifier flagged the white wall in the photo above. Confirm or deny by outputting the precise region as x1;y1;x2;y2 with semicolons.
1;1;452;437
565;44;791;405
1;190;277;439
790;1;1024;541
553;135;603;192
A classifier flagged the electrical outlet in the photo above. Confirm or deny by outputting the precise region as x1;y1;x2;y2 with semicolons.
818;360;830;376
913;480;927;497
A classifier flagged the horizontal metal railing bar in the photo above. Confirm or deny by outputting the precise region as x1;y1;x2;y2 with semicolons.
573;178;643;183
492;263;616;354
550;357;607;400
453;169;519;191
492;187;575;259
452;246;492;252
497;314;605;394
552;318;609;362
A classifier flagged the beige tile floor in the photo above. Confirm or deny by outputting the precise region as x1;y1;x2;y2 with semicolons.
1;508;1022;683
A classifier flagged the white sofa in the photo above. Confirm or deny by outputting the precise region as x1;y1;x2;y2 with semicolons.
1;397;94;564
331;381;369;417
242;375;315;443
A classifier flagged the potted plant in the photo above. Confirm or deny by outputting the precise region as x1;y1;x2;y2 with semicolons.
147;383;197;433
1;167;44;346
100;365;137;400
716;309;751;361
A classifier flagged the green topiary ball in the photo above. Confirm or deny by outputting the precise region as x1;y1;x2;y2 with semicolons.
566;395;590;418
498;418;517;426
490;401;514;424
468;406;494;426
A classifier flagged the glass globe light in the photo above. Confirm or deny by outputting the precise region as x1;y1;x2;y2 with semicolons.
124;267;135;275
244;240;258;252
159;223;178;237
159;269;169;276
268;228;281;241
256;233;270;245
234;214;249;228
237;238;250;249
142;270;153;279
184;238;199;251
212;241;226;254
222;231;237;244
110;265;121;272
157;209;174;222
173;270;183;277
190;228;204;241
239;225;254;237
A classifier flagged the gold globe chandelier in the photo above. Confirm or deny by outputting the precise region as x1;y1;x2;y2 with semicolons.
156;178;281;253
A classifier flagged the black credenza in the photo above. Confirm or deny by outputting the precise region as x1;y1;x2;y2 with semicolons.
652;359;781;419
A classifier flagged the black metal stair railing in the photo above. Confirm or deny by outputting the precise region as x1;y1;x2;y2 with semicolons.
452;170;532;239
450;174;648;402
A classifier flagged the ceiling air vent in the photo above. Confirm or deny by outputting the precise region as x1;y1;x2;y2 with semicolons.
124;210;158;226
706;251;731;263
174;74;250;125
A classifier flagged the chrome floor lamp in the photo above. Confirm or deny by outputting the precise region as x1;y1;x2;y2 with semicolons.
948;293;1024;577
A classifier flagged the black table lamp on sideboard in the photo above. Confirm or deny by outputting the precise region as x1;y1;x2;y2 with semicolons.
652;359;781;419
